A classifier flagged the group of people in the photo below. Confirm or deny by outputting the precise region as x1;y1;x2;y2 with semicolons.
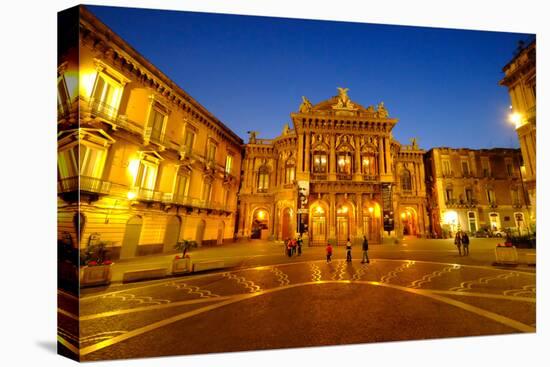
454;230;470;256
284;236;303;257
326;236;370;264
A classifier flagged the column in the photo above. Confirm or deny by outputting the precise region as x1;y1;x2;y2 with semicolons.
384;137;392;176
297;133;304;174
378;136;385;175
356;194;363;237
329;135;336;180
304;132;311;174
354;135;361;180
329;193;336;239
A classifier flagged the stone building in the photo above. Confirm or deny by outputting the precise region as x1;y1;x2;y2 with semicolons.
57;7;242;259
499;40;536;226
237;88;428;245
425;147;531;238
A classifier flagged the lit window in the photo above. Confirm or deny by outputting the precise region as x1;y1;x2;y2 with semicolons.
57;75;70;115
401;170;412;191
312;152;327;173
183;129;195;155
207;142;217;163
285;158;295;184
362;154;376;175
445;188;453;202
147;103;167;143
174;174;190;200
486;189;495;204
225;155;233;174
258;166;269;192
465;188;473;202
442;160;451;176
337;152;352;174
461;160;470;176
201;180;212;202
90;71;124;117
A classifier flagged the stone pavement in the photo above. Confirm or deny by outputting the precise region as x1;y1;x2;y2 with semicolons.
96;237;535;289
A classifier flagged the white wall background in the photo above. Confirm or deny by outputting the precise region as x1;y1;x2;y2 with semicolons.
0;0;547;366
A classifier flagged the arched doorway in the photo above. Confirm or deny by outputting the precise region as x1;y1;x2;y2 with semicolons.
488;212;500;232
281;207;293;241
121;216;143;259
310;202;327;245
400;207;418;236
251;208;269;239
217;221;225;245
163;216;181;252
336;203;352;246
196;219;206;246
363;201;381;243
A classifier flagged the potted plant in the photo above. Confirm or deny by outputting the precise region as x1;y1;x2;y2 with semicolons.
80;241;115;287
494;239;518;265
172;239;197;275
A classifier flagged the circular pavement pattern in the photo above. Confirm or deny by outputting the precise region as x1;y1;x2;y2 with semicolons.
57;258;536;361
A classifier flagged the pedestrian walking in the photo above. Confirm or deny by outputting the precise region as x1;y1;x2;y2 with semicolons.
454;231;463;256
346;238;352;263
326;243;333;263
297;235;303;256
291;238;297;256
462;232;470;256
286;238;292;258
361;235;370;264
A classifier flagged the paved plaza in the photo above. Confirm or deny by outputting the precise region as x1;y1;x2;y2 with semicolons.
58;238;536;361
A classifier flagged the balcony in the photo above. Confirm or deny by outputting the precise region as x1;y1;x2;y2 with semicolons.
58;176;111;202
144;127;166;149
87;99;120;123
336;173;352;181
136;187;165;203
256;188;268;194
311;173;328;181
445;198;478;208
362;174;379;182
283;183;295;189
171;195;233;214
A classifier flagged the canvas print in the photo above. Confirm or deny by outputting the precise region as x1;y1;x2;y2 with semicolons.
57;4;536;362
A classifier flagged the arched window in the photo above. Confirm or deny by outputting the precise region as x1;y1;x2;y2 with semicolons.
285;158;295;184
258;166;269;193
312;151;328;173
401;170;412;191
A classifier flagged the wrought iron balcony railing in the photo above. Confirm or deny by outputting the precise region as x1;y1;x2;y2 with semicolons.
88;99;120;122
136;187;164;202
58;176;111;195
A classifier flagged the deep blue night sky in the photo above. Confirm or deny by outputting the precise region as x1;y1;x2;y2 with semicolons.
88;5;533;150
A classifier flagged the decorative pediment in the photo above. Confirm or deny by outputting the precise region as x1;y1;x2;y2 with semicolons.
57;128;116;148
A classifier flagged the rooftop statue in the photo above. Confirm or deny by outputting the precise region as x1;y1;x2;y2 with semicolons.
282;123;290;135
333;87;355;110
377;101;389;118
247;130;257;144
299;96;313;113
410;137;418;150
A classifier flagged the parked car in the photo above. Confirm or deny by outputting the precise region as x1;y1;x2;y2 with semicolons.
475;229;490;238
492;229;507;238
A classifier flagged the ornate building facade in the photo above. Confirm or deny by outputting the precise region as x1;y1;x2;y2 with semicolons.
499;40;536;226
425;148;531;237
57;7;242;259
237;88;428;245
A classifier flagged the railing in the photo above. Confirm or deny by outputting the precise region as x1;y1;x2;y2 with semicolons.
171;195;232;212
144;126;166;146
256;188;268;193
136;187;164;202
446;199;478;208
311;173;328;181
336;173;352;180
283;183;295;189
250;138;274;145
58;176;111;195
362;174;379;181
88;99;120;122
